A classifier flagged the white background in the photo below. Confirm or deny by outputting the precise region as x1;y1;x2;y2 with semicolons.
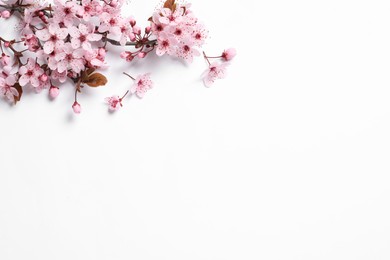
1;0;390;259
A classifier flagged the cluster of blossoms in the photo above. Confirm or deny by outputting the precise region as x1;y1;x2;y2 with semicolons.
0;0;235;113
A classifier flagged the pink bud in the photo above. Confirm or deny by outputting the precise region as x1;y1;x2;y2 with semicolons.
222;48;237;61
129;33;136;42
133;26;141;35
49;86;59;99
4;41;10;48
1;10;10;19
145;26;151;34
40;74;48;82
130;18;136;27
138;52;146;59
120;51;130;59
72;102;81;114
98;48;106;56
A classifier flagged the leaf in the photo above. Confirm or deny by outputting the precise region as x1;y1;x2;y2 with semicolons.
83;73;108;87
13;83;23;104
163;0;176;11
81;68;96;81
148;16;153;22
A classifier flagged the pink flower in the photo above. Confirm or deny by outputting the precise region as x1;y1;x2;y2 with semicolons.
192;24;208;47
36;24;68;54
55;43;85;73
176;38;200;63
78;0;101;21
105;96;122;111
69;23;102;51
156;33;178;56
24;34;40;52
53;0;80;26
159;8;183;25
201;62;229;87
0;66;18;103
0;53;11;66
49;85;60;99
98;12;121;35
19;59;44;88
85;47;107;68
118;18;135;46
222;48;236;61
72;101;81;114
51;69;67;83
131;73;153;98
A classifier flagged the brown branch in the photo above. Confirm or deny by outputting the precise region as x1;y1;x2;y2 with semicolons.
104;38;157;47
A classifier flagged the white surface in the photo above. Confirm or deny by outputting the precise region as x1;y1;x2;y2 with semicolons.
1;0;390;259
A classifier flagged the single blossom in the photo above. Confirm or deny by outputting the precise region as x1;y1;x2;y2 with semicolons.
24;34;40;52
0;66;18;103
54;43;85;73
222;48;237;61
68;23;102;51
131;73;153;98
105;95;123;111
202;62;229;87
52;0;80;26
156;33;178;56
35;23;68;54
19;59;45;88
176;38;200;63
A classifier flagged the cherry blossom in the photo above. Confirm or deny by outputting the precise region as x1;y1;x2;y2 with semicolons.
36;24;68;54
54;43;85;73
105;95;123;111
18;59;45;89
69;23;102;51
130;73;153;98
202;62;229;87
222;48;237;61
0;66;18;103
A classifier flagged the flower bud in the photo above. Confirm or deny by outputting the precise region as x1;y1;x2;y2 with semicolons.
138;52;146;59
1;10;11;19
130;18;136;27
49;86;59;99
72;102;81;114
40;74;48;82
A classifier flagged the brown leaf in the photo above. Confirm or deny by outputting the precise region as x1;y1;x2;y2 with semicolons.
13;83;23;104
81;68;96;81
148;16;153;22
163;0;176;11
83;73;108;87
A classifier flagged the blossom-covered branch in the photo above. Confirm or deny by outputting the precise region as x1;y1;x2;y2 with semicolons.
0;0;235;113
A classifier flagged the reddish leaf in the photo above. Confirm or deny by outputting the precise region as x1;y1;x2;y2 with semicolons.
13;83;23;104
83;73;108;87
163;0;176;11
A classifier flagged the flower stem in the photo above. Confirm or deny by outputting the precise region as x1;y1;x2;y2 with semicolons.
120;90;130;100
123;72;135;80
203;51;211;65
